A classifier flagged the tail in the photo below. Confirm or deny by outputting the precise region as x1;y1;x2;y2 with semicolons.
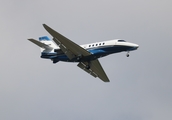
28;36;59;63
28;36;57;53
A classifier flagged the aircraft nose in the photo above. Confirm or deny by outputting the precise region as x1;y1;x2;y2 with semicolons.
134;44;139;49
130;43;139;50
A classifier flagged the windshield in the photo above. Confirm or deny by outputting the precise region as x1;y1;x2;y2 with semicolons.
118;40;126;42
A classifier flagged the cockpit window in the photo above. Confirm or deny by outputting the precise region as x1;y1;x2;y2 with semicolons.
118;40;126;42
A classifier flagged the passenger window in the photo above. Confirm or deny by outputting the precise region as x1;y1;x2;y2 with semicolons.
99;43;101;45
103;43;105;45
92;44;94;47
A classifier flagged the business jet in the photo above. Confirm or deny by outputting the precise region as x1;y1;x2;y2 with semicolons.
28;24;139;82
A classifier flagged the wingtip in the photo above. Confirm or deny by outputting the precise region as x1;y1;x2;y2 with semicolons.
42;24;47;28
104;80;110;82
27;38;32;41
42;24;51;31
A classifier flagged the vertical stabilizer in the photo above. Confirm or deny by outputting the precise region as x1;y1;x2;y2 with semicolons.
38;36;57;52
28;36;57;53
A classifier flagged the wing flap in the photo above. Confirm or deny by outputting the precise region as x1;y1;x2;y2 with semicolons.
77;59;110;82
77;62;98;78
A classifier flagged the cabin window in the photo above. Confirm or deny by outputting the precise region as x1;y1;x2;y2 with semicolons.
96;44;98;46
103;43;105;45
89;45;91;47
92;44;94;47
99;43;101;45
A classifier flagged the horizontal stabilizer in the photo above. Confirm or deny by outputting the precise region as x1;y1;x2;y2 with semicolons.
28;39;53;50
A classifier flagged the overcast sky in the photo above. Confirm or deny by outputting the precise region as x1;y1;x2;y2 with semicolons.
0;0;172;120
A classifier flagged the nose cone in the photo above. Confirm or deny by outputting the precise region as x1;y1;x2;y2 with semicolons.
128;43;139;51
134;44;139;49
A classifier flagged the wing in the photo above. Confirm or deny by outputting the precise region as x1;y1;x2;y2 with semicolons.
77;59;110;82
43;24;109;82
43;24;91;60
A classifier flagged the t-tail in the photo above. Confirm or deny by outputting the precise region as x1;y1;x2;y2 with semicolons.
28;36;58;59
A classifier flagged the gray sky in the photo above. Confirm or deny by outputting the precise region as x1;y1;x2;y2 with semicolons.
0;0;172;120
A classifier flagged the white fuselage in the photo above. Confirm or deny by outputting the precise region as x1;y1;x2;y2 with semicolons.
41;39;139;62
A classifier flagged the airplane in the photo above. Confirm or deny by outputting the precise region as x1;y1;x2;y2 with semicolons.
28;24;139;82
